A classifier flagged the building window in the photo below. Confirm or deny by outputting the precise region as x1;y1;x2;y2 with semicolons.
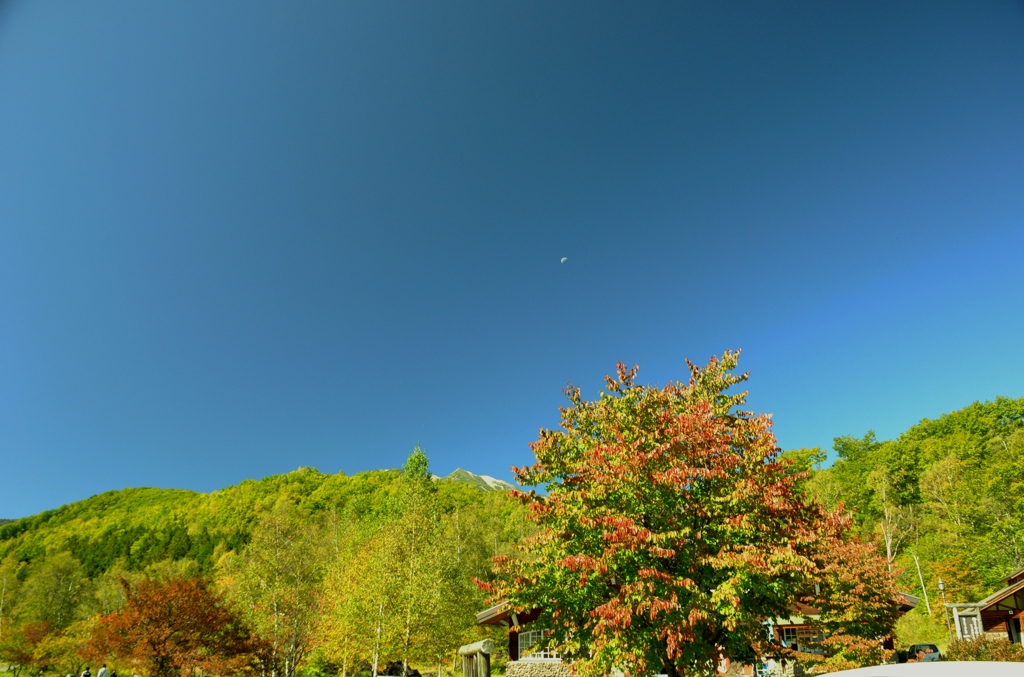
519;629;559;660
779;626;826;654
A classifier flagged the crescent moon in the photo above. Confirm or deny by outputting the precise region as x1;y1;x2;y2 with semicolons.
560;257;568;263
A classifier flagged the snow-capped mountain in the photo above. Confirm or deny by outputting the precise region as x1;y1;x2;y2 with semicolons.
441;468;516;492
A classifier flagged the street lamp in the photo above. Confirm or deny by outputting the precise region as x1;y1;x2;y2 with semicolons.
938;578;952;642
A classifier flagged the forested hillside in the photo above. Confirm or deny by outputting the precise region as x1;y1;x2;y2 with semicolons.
0;455;527;677
783;395;1024;643
3;396;1022;673
0;466;521;577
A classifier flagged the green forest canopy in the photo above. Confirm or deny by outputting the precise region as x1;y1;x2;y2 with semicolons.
0;458;528;677
785;395;1024;607
0;467;524;579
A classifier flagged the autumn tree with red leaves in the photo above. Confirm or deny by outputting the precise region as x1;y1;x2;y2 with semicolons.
88;577;256;677
486;352;898;677
0;621;52;677
792;533;901;673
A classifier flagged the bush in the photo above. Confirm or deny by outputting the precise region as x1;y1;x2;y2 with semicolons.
894;608;947;651
944;636;1024;662
797;634;894;674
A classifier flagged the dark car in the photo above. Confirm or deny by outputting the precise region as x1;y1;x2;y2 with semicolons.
907;643;941;662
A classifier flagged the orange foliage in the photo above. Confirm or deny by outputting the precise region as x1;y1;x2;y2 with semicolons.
88;578;256;677
0;621;53;673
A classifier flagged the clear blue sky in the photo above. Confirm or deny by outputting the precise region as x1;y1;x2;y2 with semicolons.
1;1;1022;518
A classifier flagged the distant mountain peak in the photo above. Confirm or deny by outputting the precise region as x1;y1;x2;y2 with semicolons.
442;468;516;492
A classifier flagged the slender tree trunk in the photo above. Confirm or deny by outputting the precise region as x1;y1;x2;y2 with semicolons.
662;651;679;677
373;602;384;677
403;610;412;677
913;552;932;615
402;504;420;677
455;508;461;560
403;522;416;677
0;572;7;643
332;507;341;558
881;512;895;571
275;597;283;677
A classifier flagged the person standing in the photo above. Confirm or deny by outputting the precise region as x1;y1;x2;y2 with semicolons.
81;667;92;677
97;665;109;677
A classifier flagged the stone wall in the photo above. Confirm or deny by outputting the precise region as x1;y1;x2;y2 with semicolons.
505;660;571;677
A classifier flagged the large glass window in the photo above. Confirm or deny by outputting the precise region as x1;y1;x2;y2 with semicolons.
518;629;559;660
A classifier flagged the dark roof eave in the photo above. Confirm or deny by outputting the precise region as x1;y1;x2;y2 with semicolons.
476;601;510;625
898;592;919;611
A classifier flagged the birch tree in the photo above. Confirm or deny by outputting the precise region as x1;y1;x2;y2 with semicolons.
920;455;979;540
320;448;485;677
867;467;909;570
0;554;24;643
20;552;88;630
322;540;378;677
229;504;328;677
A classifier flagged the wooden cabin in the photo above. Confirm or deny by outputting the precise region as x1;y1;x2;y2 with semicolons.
478;593;917;676
476;603;568;677
949;567;1024;643
771;593;918;652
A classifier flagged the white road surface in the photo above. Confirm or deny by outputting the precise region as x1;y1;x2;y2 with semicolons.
825;661;1024;676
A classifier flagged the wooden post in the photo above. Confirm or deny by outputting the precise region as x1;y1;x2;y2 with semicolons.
458;640;495;677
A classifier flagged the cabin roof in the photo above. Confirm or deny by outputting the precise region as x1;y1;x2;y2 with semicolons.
476;601;509;625
973;577;1024;612
898;592;919;613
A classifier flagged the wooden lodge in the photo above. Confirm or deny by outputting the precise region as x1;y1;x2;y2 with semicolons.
771;594;918;653
476;604;556;662
476;603;567;677
948;567;1024;643
476;593;918;677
